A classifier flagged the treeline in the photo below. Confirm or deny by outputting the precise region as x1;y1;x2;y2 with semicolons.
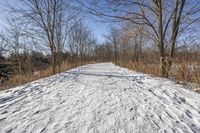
94;25;200;86
95;26;200;64
0;0;100;89
72;0;200;88
0;0;98;74
76;0;200;78
0;50;98;90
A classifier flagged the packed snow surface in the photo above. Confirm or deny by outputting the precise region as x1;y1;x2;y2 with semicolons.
0;63;200;133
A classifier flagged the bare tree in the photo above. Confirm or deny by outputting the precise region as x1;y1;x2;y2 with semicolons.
0;35;8;60
11;0;76;74
3;18;26;74
76;0;200;77
68;21;96;62
104;28;120;62
121;24;146;62
94;42;113;61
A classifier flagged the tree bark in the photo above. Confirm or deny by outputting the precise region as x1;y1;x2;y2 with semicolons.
113;35;117;63
52;51;56;74
166;0;186;76
157;0;167;77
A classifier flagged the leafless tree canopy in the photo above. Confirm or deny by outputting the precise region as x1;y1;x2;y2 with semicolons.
0;0;200;89
75;0;200;77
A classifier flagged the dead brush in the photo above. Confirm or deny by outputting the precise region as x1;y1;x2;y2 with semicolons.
0;61;96;91
118;61;160;76
117;60;200;93
172;63;200;84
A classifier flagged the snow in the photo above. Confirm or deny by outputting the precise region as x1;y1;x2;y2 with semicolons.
0;62;200;133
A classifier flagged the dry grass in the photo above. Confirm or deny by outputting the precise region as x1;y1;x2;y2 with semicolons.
2;60;200;92
117;60;200;92
170;63;200;84
117;61;160;76
0;61;96;91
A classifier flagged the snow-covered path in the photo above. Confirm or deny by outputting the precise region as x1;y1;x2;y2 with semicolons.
0;63;200;133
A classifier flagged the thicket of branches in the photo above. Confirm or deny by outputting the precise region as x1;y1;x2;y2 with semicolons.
0;0;98;89
74;0;200;86
76;0;200;77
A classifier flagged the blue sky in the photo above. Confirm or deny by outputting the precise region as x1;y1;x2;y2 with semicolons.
0;0;108;44
84;19;109;44
90;23;108;44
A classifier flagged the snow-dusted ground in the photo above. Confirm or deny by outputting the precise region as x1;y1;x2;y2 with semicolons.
0;63;200;133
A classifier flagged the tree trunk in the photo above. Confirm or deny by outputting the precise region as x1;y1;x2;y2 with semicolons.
52;52;56;74
58;52;62;73
166;0;186;77
114;36;117;63
157;0;167;77
134;35;139;62
16;53;22;74
14;48;22;74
